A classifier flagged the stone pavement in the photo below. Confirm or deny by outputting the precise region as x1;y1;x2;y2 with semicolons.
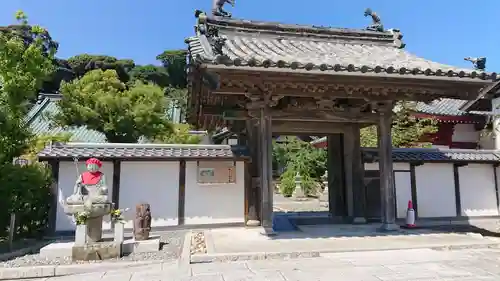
202;225;500;258
20;248;500;280
273;193;327;213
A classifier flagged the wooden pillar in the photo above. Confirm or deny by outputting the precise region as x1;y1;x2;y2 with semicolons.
377;110;398;230
351;124;366;223
111;160;121;209
327;134;347;218
343;129;354;217
245;120;261;226
259;107;274;233
178;160;186;225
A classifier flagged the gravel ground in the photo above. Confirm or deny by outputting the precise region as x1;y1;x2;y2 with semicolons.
0;230;186;268
190;231;207;255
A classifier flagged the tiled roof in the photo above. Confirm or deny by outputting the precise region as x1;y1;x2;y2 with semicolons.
37;143;249;160
186;13;497;81
363;148;500;163
26;96;107;143
415;99;469;116
26;94;180;143
460;80;500;111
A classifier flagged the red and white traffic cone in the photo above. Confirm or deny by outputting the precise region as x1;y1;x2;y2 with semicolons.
405;200;416;228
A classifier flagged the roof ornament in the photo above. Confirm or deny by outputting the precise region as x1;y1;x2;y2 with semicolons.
464;57;486;71
212;0;235;18
364;8;384;32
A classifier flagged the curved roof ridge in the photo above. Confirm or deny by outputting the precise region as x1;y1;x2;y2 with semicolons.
201;14;397;46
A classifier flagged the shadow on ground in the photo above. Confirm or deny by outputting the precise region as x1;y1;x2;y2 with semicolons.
271;211;500;240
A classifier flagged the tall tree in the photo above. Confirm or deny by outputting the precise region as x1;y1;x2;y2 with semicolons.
360;101;438;148
0;11;54;238
128;64;170;88
67;54;135;83
51;69;173;143
156;50;187;88
0;11;55;162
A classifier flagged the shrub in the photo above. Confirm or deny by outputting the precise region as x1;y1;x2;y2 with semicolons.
0;163;52;239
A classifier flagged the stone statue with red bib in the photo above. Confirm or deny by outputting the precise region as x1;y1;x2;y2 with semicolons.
66;158;109;206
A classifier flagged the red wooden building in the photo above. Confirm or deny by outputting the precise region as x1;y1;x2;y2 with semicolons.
311;98;492;149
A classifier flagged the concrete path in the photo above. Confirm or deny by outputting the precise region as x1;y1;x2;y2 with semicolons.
21;248;500;280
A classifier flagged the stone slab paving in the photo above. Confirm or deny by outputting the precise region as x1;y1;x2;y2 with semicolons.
204;226;500;256
18;248;500;280
273;194;328;213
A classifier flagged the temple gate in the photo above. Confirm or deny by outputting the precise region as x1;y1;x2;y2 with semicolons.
185;4;497;233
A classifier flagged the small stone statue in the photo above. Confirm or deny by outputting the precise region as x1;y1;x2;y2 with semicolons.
212;0;235;17
464;57;486;70
364;8;384;32
66;158;109;209
133;203;152;241
64;158;112;243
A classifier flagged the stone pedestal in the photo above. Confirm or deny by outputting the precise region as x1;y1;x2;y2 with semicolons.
87;217;103;242
122;236;161;254
245;219;261;227
72;242;121;261
114;223;125;243
75;225;87;246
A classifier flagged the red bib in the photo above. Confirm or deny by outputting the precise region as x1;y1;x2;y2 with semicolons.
81;171;103;185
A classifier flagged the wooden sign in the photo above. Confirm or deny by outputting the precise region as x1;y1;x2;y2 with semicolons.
197;161;236;184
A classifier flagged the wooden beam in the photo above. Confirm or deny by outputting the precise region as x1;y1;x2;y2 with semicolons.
205;65;490;88
209;107;379;124
272;121;349;134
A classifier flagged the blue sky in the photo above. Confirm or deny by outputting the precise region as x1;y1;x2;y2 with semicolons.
1;1;498;71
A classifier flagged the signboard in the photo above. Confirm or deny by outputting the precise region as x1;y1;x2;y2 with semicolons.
197;161;236;184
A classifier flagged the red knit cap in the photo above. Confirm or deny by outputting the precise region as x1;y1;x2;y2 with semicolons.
86;158;102;168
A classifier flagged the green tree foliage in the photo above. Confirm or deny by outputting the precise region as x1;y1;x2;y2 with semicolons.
0;12;54;113
129;64;170;88
67;54;135;83
156;50;187;88
273;137;326;196
155;124;202;144
23;133;72;162
52;69;173;143
360;102;438;148
0;11;55;238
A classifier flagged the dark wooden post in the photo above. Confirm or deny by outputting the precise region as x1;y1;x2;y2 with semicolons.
259;107;274;233
327;134;347;219
377;108;398;230
351;124;366;223
245;119;261;226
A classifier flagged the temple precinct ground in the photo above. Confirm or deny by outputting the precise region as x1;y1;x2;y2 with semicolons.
18;248;500;280
5;220;500;280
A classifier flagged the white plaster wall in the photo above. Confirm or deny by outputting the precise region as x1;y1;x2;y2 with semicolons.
185;161;245;225
415;164;456;217
119;161;179;228
452;124;479;143
459;164;498;216
364;162;410;171
55;161;114;232
394;171;411;219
